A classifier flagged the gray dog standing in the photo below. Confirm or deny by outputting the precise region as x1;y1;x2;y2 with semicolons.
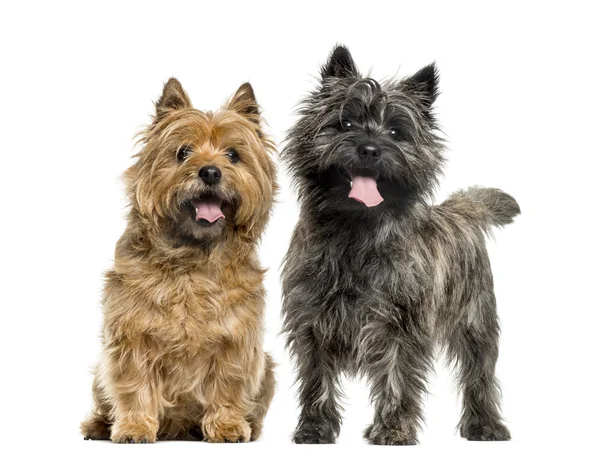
281;45;519;445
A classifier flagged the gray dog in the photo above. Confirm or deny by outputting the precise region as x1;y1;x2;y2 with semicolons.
281;45;519;445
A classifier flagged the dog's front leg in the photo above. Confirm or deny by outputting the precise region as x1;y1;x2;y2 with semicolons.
290;327;342;444
103;339;161;443
361;319;432;445
201;346;256;443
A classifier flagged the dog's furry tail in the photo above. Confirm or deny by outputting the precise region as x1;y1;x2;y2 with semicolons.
441;186;520;230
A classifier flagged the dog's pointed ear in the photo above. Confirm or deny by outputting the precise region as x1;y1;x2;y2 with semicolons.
228;82;260;123
155;78;192;119
404;63;439;111
321;45;358;79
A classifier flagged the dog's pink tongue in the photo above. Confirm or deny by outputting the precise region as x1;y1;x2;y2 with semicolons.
349;175;384;207
192;198;225;223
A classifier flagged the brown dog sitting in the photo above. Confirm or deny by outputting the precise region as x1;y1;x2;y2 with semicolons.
81;79;277;443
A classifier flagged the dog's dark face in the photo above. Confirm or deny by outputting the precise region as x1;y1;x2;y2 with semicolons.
284;46;444;216
127;79;276;245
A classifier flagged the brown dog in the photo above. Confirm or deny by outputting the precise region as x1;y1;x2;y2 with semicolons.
81;79;277;443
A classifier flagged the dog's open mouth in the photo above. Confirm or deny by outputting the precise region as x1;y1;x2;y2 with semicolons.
187;195;226;225
347;168;384;207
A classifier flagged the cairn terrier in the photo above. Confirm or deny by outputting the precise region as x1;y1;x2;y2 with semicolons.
81;78;277;443
281;46;519;445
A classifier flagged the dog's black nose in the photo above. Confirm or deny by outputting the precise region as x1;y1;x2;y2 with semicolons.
199;166;222;185
358;142;381;159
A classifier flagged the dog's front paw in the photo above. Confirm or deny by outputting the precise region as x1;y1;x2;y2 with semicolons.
460;420;511;441
364;423;417;445
204;420;251;443
293;422;336;444
110;417;158;444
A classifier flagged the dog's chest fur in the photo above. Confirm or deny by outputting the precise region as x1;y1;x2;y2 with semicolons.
104;252;265;355
284;215;430;362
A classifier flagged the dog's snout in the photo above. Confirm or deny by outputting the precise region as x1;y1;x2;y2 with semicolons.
357;142;381;160
199;166;222;185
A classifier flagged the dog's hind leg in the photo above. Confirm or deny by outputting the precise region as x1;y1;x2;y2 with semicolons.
81;370;112;440
446;291;511;441
362;316;432;445
247;353;276;441
81;412;111;441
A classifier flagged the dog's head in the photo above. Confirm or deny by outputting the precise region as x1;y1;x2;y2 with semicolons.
126;79;276;245
284;45;444;215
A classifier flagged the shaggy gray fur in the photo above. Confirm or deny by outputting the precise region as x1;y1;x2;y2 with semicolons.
281;46;519;445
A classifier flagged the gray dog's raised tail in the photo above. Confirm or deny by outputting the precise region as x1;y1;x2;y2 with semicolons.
442;187;520;230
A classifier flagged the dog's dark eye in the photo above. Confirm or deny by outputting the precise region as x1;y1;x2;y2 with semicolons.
177;145;192;162
341;120;354;131
225;148;240;164
388;128;405;141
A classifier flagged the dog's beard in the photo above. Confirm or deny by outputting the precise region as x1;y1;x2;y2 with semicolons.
312;134;421;214
304;163;417;219
311;137;387;209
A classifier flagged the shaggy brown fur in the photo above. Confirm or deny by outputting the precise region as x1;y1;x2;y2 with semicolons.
81;78;277;443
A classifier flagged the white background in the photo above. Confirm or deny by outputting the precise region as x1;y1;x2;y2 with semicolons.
1;1;598;458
